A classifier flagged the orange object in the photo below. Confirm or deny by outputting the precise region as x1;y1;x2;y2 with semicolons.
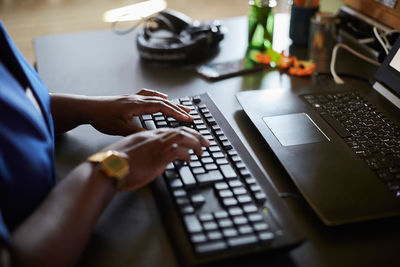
254;51;315;76
288;59;316;76
254;52;271;65
277;52;294;69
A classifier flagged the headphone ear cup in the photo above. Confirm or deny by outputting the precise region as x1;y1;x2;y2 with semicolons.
136;11;224;62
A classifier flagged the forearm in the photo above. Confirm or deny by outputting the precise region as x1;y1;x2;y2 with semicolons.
50;93;96;134
10;162;116;267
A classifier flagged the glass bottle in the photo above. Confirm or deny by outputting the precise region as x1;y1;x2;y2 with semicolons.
248;0;274;50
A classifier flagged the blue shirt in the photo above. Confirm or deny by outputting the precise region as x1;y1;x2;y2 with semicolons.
0;21;55;246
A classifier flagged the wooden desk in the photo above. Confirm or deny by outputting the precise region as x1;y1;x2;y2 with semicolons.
34;16;400;267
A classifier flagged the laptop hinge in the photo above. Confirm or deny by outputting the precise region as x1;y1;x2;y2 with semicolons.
373;81;400;109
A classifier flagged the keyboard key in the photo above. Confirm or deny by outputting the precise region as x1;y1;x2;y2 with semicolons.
209;146;221;152
248;213;263;222
170;178;183;188
144;120;157;130
191;233;207;243
214;210;229;219
215;182;229;190
212;152;225;159
184;215;203;233
189;161;202;168
181;205;195;214
207;230;223;240
243;204;258;213
201;157;214;164
233;187;247;195
253;222;269;231
192;167;206;175
192;95;201;104
255;192;267;203
141;114;152;120
195;241;227;254
165;170;179;179
227;235;258;248
173;189;186;197
235;161;246;169
222;141;233;150
233;216;248;225
196;170;224;185
216;158;229;165
228;207;243;216
204;222;219;231
229;180;243;188
179;166;197;188
223;228;238;238
220;164;237;179
237;195;252;204
218;218;234;228
191;194;206;207
198;213;213;222
258;232;275;242
223;197;238;207
219;189;234;198
238;225;254;235
176;197;190;206
205;163;218;171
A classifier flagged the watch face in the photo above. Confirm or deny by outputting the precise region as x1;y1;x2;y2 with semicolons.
103;154;129;180
107;155;126;170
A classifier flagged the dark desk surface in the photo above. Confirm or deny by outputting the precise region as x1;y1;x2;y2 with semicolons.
34;16;399;267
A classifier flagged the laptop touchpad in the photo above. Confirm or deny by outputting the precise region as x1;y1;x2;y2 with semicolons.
263;113;329;146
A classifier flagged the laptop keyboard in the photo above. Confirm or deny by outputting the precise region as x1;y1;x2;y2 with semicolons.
139;93;302;265
303;91;400;197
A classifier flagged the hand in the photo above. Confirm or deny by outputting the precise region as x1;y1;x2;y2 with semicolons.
103;126;210;191
87;89;193;136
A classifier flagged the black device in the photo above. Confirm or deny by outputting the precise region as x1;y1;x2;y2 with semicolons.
139;94;303;266
196;58;265;81
237;36;400;226
136;9;224;62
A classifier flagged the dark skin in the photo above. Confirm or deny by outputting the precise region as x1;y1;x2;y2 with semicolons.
0;88;209;267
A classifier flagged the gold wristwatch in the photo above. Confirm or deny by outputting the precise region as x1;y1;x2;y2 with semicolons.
88;150;130;189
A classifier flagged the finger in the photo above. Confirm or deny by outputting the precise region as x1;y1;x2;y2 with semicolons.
161;100;193;120
137;88;168;99
164;143;191;163
177;126;211;147
160;129;204;156
140;100;193;122
143;96;193;121
138;95;193;121
156;126;210;148
177;103;192;113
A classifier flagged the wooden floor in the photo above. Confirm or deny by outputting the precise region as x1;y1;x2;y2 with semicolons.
0;0;341;64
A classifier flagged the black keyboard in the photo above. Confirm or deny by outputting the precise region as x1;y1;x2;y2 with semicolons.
303;91;400;197
140;93;303;266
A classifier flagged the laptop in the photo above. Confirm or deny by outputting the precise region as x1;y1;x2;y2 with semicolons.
236;37;400;226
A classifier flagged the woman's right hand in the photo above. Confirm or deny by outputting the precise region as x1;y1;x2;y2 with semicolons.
103;126;210;191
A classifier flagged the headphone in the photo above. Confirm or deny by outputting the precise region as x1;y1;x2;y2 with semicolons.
136;9;224;62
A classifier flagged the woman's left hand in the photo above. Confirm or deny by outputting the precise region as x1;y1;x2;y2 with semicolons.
86;89;193;136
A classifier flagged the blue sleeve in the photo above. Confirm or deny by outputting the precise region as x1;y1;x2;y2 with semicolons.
0;210;10;248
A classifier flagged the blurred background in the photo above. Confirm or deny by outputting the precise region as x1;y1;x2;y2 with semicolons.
0;0;342;64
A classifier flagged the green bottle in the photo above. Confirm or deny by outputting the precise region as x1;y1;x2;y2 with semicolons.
248;0;274;50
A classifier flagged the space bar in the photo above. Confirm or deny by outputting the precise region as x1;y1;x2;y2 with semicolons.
320;113;351;138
